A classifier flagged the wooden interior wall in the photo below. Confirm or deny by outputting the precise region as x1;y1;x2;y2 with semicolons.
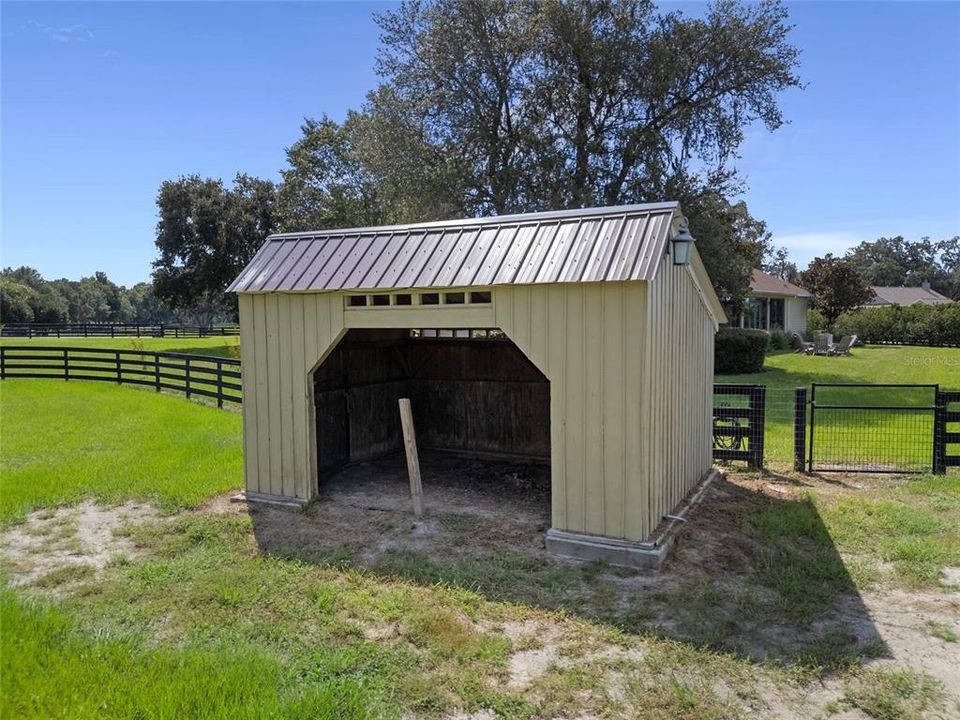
311;331;550;473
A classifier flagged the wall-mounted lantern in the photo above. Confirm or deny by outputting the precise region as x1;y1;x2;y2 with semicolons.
670;217;695;266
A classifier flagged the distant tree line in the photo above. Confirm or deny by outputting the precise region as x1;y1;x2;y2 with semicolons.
0;266;228;326
153;0;804;321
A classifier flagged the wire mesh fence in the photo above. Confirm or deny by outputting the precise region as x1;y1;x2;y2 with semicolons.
808;384;938;473
714;383;960;473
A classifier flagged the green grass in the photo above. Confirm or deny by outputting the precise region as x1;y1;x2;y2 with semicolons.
0;335;240;358
0;590;378;720
0;380;242;524
820;475;960;587
716;345;960;467
840;668;944;720
2;368;956;717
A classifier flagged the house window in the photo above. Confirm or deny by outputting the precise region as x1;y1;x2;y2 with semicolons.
443;292;465;304
769;299;785;331
371;294;391;306
469;291;491;304
347;296;367;307
394;294;412;306
743;298;767;329
420;293;440;305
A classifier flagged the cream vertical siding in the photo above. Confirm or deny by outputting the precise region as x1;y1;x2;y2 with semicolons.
237;260;717;543
239;292;346;501
639;256;716;536
495;282;648;541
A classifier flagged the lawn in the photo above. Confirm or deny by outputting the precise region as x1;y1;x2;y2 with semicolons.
1;379;957;718
716;345;960;469
0;335;240;359
0;380;242;524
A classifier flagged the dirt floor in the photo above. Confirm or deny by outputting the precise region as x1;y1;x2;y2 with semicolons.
3;454;958;718
248;451;553;564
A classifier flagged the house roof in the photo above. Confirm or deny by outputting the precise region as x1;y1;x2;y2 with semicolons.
228;202;685;294
867;286;953;306
749;269;811;298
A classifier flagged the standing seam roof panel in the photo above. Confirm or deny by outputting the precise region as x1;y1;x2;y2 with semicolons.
296;236;345;290
261;239;313;292
246;240;299;292
227;202;680;293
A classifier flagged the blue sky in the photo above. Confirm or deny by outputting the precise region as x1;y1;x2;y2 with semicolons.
2;1;958;286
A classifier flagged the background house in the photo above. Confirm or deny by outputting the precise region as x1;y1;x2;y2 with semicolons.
728;269;811;334
865;283;953;307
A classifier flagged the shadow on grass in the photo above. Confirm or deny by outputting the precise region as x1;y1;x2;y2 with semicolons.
246;455;885;673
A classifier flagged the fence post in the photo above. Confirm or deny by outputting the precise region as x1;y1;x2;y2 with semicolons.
0;347;5;379
216;360;223;409
934;387;946;475
63;349;69;381
115;350;122;385
185;357;191;399
794;387;807;472
749;385;766;469
154;354;161;392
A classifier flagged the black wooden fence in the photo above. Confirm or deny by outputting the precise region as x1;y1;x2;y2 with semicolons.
935;390;960;472
0;346;241;407
1;323;240;339
712;384;766;468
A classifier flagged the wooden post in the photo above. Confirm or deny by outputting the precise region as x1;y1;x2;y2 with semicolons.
398;398;424;518
216;360;224;409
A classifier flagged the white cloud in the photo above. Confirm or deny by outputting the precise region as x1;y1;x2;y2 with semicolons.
772;231;865;266
26;21;94;43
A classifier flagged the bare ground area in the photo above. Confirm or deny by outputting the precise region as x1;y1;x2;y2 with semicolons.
1;500;159;590
3;454;957;718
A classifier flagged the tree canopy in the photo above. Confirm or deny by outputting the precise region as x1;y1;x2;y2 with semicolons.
154;0;802;313
844;235;959;300
153;174;278;323
0;267;182;325
800;255;875;326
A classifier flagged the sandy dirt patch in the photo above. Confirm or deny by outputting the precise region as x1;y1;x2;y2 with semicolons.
1;500;159;588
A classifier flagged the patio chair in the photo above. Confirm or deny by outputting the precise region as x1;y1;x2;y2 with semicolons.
791;332;814;354
811;334;833;355
829;334;857;356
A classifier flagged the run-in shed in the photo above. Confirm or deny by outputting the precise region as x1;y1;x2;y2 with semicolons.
228;202;725;566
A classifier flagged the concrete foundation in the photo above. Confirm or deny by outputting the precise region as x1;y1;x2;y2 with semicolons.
546;468;721;569
545;528;671;569
240;491;307;509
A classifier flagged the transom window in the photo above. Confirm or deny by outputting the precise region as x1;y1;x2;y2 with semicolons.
344;290;493;309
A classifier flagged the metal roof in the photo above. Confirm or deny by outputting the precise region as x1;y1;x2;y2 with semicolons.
228;202;682;293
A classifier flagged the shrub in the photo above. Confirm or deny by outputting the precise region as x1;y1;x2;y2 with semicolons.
715;328;767;374
832;304;960;347
807;309;827;337
768;330;790;352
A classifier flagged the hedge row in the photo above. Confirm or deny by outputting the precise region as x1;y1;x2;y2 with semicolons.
821;303;960;347
714;327;767;374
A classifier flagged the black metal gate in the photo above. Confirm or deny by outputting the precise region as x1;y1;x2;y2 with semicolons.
808;383;939;473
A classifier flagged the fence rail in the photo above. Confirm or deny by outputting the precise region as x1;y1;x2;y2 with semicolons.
0;346;241;407
1;323;239;338
712;384;766;468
